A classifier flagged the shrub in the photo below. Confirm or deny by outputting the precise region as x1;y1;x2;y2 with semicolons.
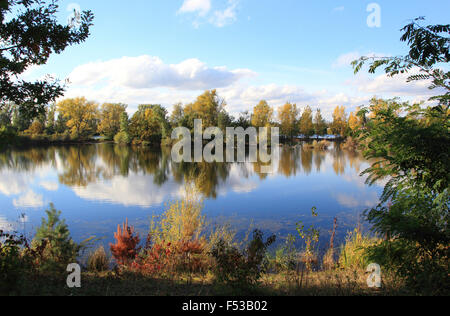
296;208;320;271
0;125;17;144
211;229;276;289
114;131;131;145
0;231;30;295
149;188;205;245
25;121;44;135
110;219;140;266
266;234;297;273
341;136;358;151
87;246;109;272
338;228;379;270
32;204;92;270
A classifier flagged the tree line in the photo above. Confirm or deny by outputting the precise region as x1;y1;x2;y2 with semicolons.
0;89;368;146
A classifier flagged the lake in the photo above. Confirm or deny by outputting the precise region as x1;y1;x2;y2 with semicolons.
0;143;383;250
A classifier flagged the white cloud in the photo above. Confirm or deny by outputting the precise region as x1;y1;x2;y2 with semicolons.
352;68;436;97
178;0;211;16
40;181;59;191
217;83;369;119
210;0;239;27
13;190;44;208
68;55;254;91
178;0;239;28
333;6;345;12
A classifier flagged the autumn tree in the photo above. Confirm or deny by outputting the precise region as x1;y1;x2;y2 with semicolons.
313;109;327;136
348;108;362;132
98;103;127;140
251;100;273;128
183;90;226;129
130;104;170;144
170;103;185;128
25;120;44;135
299;106;314;137
57;97;98;137
278;102;298;139
331;106;347;136
0;0;94;121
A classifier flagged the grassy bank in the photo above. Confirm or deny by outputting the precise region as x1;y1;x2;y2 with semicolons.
12;268;408;296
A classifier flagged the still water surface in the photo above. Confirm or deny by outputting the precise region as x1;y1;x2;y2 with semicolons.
0;143;383;249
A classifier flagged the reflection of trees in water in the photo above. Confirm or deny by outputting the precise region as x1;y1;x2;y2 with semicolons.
0;143;369;198
0;146;57;172
278;146;301;177
58;146;100;187
332;146;346;176
300;146;313;175
172;161;231;198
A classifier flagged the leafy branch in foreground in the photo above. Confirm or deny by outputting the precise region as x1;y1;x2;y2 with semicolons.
0;0;94;120
352;17;449;106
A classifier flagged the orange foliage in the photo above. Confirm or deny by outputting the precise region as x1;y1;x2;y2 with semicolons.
109;219;140;265
131;237;207;275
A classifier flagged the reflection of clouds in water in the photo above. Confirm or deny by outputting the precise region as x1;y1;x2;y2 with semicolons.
40;181;59;191
13;190;44;208
0;216;14;231
343;173;368;189
218;164;258;195
343;171;389;189
73;174;184;207
0;215;29;232
0;171;30;196
336;191;379;208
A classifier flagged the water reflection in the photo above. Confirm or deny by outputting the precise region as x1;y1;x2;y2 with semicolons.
0;143;369;205
0;143;382;244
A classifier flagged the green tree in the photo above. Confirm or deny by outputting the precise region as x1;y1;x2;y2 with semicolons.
32;204;93;269
353;17;449;107
45;103;56;134
170;103;185;128
0;0;94;120
0;101;14;127
130;104;170;144
313;109;327;136
114;111;131;144
355;18;450;294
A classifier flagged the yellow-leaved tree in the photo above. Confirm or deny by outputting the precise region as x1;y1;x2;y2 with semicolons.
278;102;299;139
348;108;362;132
331;106;347;136
251;100;273;128
98;103;127;140
299;106;314;137
183;90;226;129
57;97;98;137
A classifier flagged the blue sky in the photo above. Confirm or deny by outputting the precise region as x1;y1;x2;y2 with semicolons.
25;0;450;118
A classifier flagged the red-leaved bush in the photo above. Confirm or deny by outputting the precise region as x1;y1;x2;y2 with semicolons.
110;219;140;266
